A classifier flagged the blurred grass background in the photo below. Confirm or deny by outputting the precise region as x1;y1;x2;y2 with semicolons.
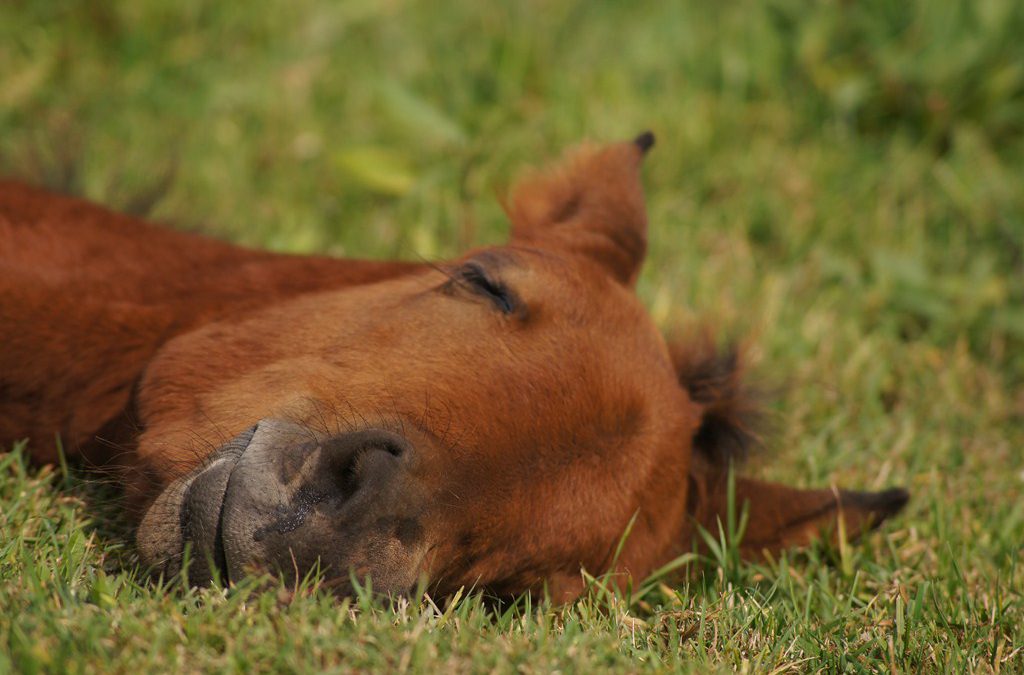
2;0;1023;671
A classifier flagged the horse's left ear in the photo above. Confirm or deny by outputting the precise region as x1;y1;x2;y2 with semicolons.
505;132;654;286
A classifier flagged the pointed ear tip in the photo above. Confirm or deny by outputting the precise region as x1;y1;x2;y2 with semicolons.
845;486;910;518
878;486;910;512
633;130;656;155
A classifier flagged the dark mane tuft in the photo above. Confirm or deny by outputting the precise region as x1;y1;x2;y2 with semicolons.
670;334;767;466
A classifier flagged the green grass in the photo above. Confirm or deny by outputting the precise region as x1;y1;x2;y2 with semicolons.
2;0;1023;671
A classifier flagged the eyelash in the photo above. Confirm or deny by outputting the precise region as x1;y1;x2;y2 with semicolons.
451;264;516;314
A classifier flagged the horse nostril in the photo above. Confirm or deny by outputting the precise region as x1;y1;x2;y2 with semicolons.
321;429;410;495
363;435;407;458
211;420;420;588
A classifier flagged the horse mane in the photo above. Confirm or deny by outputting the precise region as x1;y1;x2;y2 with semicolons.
670;333;767;467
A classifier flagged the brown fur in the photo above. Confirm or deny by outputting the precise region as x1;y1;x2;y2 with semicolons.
0;181;419;464
0;136;907;601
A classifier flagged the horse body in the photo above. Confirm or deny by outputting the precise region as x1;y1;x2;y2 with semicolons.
0;136;907;601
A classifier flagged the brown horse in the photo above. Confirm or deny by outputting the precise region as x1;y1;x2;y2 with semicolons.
0;134;907;601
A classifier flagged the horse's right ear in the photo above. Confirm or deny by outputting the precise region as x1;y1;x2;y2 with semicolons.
687;463;910;557
672;334;910;557
504;133;654;287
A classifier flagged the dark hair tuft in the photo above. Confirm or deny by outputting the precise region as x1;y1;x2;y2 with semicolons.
670;334;767;466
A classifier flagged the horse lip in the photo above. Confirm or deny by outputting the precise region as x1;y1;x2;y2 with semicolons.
173;424;258;585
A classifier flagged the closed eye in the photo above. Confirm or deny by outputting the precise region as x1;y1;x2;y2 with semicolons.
448;262;517;314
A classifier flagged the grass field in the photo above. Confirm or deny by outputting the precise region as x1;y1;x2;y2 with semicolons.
2;0;1023;671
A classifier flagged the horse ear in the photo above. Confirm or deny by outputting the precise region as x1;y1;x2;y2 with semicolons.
505;132;655;286
672;334;909;557
687;463;910;557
